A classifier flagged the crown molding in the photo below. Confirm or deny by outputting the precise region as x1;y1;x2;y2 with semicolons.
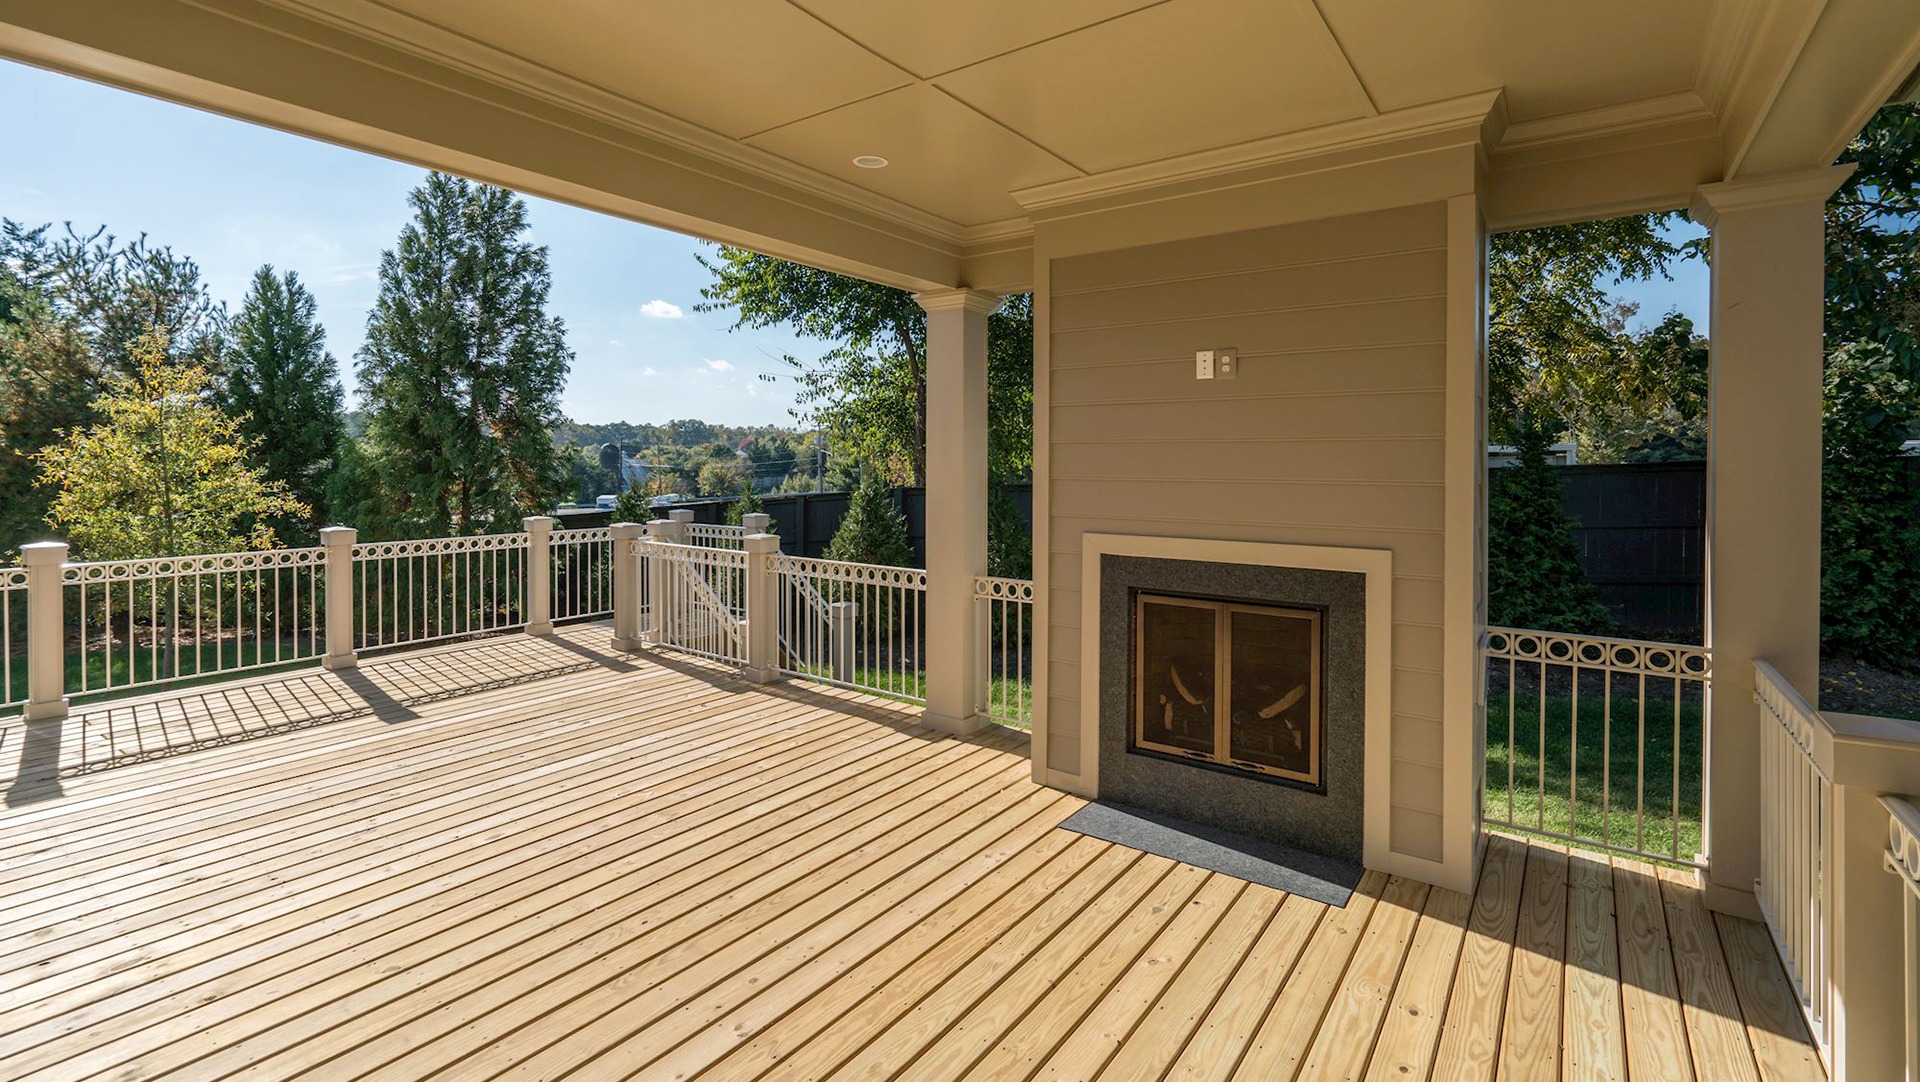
1010;90;1505;215
1688;161;1852;226
913;287;1005;313
1499;91;1715;152
1697;0;1776;117
246;0;982;247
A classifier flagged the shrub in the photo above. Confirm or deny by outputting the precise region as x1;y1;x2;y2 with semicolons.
826;470;912;568
1822;341;1920;667
1486;422;1613;634
987;483;1031;579
726;482;768;527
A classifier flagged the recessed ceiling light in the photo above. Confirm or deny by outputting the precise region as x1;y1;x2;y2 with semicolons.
852;155;889;169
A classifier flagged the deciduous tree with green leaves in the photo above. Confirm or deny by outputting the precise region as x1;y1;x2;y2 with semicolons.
37;331;306;560
695;248;1034;485
0;222;225;554
221;266;346;542
356;173;571;537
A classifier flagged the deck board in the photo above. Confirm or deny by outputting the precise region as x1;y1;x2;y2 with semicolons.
0;624;1823;1081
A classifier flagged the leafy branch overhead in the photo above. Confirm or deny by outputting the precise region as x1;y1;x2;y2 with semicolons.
695;246;1033;486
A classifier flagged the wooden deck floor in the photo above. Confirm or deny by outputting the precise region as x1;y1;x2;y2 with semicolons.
0;624;1823;1081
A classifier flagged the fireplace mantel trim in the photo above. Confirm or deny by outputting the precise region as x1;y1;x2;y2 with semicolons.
1075;532;1405;879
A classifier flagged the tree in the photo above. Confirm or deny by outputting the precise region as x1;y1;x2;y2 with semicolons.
1487;216;1694;444
1827;103;1920;371
1820;342;1920;666
697;457;742;497
726;481;768;527
1572;312;1709;462
987;482;1030;579
221;266;346;541
696;248;1034;485
36;331;306;560
825;470;912;568
0;222;225;554
1485;422;1613;634
356;173;572;537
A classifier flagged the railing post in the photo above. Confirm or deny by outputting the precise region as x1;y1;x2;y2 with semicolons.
319;527;357;671
524;516;555;635
668;509;694;527
830;601;856;685
742;512;771;535
21;541;68;722
642;518;685;646
609;522;644;651
742;532;781;683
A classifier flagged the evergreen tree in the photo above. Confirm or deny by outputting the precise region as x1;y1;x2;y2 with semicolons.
356;173;571;537
986;482;1030;579
825;470;912;568
725;482;768;527
1486;423;1613;634
1821;342;1920;666
221;266;345;542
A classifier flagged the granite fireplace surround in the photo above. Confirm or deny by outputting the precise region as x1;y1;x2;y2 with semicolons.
1098;554;1367;864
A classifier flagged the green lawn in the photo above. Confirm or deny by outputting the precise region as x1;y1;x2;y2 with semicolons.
786;663;1035;729
1484;689;1704;864
3;638;321;715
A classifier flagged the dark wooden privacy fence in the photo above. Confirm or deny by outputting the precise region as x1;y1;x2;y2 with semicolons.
1498;461;1706;640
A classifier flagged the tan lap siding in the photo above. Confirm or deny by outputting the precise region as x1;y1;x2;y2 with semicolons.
1046;201;1451;861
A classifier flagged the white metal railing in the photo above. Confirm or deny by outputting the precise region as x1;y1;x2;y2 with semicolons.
60;549;326;698
772;553;925;702
1484;627;1710;867
2;567;30;709
550;527;614;622
351;533;530;652
644;540;747;666
974;576;1034;726
1755;659;1835;1060
1885;795;1920;1080
685;522;747;549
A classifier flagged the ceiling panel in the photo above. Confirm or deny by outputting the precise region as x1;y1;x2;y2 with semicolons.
792;0;1166;79
373;0;912;138
747;84;1081;225
1316;0;1715;120
933;0;1375;174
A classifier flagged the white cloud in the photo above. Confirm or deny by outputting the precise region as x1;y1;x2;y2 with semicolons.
640;299;684;319
641;366;660;376
608;339;624;348
704;358;735;372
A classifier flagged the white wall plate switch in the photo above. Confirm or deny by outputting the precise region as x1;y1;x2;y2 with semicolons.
1195;349;1216;379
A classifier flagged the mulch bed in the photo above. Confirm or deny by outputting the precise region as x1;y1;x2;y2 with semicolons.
1819;656;1920;721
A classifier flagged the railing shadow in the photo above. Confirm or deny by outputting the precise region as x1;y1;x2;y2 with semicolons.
3;627;636;784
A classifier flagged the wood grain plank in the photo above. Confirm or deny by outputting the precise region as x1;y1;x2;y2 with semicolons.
1229;869;1390;1080
1498;843;1569;1082
1657;866;1761;1082
1613;857;1695;1082
1562;851;1625;1081
1364;882;1473;1081
1431;834;1529;1082
1712;914;1825;1082
1300;874;1431;1080
1164;893;1326;1082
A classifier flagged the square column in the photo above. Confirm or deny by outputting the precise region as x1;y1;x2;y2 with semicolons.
1690;164;1851;913
916;287;1001;734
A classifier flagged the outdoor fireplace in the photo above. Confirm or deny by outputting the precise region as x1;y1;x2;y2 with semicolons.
1133;594;1323;787
1093;547;1373;864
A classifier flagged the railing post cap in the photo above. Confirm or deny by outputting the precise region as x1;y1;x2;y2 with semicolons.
523;515;556;532
610;521;646;539
743;533;781;554
319;525;357;545
20;540;68;564
667;509;695;523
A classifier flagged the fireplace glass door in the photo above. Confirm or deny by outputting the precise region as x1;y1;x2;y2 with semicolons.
1133;593;1322;786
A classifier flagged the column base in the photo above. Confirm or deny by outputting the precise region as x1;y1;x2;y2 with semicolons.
921;708;990;736
1702;877;1763;920
743;665;782;685
525;621;554;636
22;698;67;723
610;635;639;653
322;654;358;672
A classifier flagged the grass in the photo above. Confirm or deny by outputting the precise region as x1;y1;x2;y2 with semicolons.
1484;688;1705;864
3;637;322;716
785;662;1035;728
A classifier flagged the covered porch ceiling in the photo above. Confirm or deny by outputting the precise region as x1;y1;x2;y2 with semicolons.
0;0;1916;290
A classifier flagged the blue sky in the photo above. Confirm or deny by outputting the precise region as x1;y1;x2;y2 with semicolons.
0;58;1709;427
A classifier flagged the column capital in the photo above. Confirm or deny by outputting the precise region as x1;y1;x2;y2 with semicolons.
913;288;1003;316
1689;164;1855;228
